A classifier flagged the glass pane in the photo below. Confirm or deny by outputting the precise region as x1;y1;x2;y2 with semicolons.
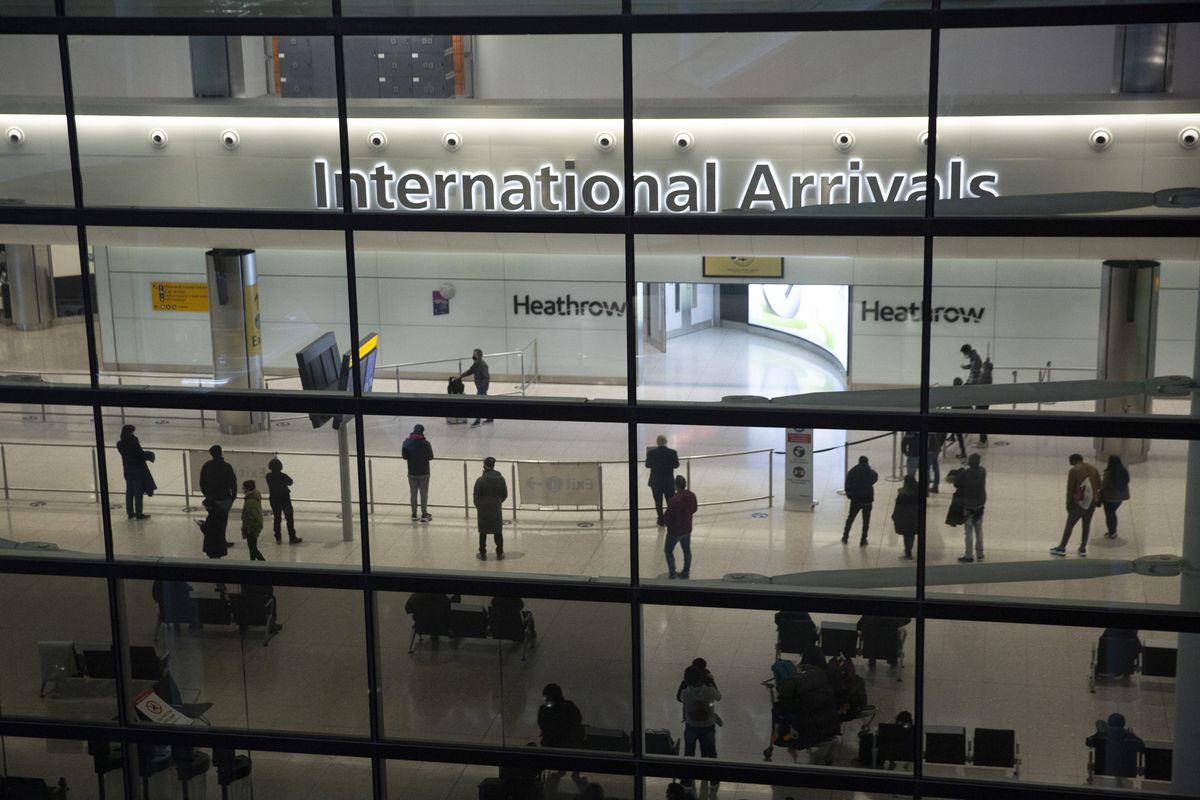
925;432;1187;609
633;31;930;217
344;34;623;215
0;35;73;206
644;606;915;771
0;229;91;379
925;619;1178;789
354;231;626;402
937;25;1200;217
102;403;365;569
344;0;618;17
67;0;331;13
69;35;339;210
88;226;350;402
636;424;919;593
0;402;107;557
368;417;630;577
933;236;1200;420
0;1;55;13
635;234;923;408
124;578;370;735
0;574;116;722
380;590;633;751
0;736;125;798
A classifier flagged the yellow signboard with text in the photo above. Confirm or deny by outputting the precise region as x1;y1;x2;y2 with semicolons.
150;282;209;312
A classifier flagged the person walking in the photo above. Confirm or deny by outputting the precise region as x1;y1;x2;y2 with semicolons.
115;424;155;520
663;475;698;579
473;456;508;560
952;452;987;562
1051;453;1102;557
1100;454;1131;539
265;458;302;544
645;434;680;527
200;444;237;549
679;667;722;792
240;479;266;561
891;475;920;560
460;348;493;427
401;423;434;522
842;455;878;546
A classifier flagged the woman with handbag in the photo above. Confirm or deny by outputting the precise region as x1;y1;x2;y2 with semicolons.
891;476;920;560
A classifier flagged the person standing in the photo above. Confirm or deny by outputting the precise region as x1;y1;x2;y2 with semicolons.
960;344;987;446
949;378;969;459
240;480;266;561
926;431;943;492
891;475;920;560
663;475;698;579
401;423;434;522
679;668;722;792
1051;453;1102;557
116;424;155;520
265;458;302;544
901;431;919;480
952;453;987;562
473;456;508;560
645;434;680;527
1100;454;1131;539
200;444;237;549
460;348;493;427
842;456;878;546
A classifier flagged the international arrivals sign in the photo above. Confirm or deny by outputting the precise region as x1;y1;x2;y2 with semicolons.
312;157;999;213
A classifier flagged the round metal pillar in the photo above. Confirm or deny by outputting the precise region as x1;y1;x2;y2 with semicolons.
206;248;265;435
1094;259;1159;464
4;244;56;331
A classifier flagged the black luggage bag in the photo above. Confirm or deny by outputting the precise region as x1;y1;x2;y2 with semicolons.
582;726;632;752
447;376;468;425
645;728;679;755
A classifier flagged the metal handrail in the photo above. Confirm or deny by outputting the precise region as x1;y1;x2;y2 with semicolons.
0;439;773;515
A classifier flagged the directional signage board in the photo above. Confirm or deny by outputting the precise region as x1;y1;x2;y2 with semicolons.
785;428;815;511
518;461;602;507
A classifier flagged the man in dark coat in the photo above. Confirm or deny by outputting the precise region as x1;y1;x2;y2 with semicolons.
842;455;878;546
460;348;493;427
401;423;434;522
199;444;238;549
645;434;680;527
116;424;155;520
538;683;585;748
891;475;920;560
473;456;508;560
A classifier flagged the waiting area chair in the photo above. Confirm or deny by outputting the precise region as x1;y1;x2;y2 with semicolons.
213;748;253;800
0;777;69;799
774;611;818;661
1089;628;1141;692
1088;737;1143;785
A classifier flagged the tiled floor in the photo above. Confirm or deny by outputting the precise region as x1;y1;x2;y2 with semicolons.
0;323;1188;797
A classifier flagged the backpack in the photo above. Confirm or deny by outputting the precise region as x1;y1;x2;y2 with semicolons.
772;659;798;684
687;698;712;723
1075;477;1095;509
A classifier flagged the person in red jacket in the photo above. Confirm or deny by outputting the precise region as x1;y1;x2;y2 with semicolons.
664;475;698;579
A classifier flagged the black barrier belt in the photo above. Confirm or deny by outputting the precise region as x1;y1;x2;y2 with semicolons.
775;430;896;455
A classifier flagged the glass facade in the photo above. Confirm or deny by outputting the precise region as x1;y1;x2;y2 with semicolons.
2;3;1199;799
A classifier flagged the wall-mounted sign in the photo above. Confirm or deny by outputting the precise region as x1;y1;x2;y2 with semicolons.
859;300;986;324
512;294;626;318
703;256;784;279
749;284;849;369
432;290;450;316
312;157;999;215
150;281;208;312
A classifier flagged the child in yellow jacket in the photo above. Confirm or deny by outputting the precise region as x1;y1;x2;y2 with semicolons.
241;480;266;561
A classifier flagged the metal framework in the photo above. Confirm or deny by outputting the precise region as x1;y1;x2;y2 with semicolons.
2;1;1200;798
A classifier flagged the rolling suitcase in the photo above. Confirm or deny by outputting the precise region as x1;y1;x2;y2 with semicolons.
447;377;468;424
645;728;679;755
858;729;876;767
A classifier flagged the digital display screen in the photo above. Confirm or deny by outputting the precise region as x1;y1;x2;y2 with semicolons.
748;284;849;370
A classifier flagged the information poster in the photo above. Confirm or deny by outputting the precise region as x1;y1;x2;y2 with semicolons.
517;461;602;507
703;256;784;278
150;281;209;312
785;428;814;511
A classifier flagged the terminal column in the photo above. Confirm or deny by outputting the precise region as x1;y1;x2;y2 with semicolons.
1094;259;1159;464
3;244;56;331
206;248;265;435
